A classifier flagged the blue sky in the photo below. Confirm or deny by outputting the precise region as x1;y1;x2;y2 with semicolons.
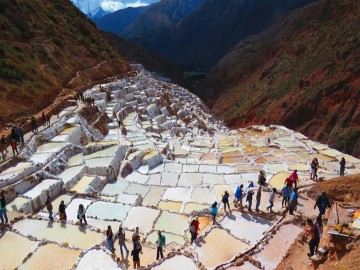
71;0;159;13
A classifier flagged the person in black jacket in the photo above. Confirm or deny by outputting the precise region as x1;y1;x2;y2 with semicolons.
0;190;8;224
314;192;331;216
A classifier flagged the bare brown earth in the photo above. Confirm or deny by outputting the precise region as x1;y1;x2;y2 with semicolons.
202;0;360;157
276;174;360;270
0;0;131;130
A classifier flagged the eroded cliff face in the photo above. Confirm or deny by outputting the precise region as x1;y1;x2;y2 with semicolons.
0;0;131;128
202;0;360;157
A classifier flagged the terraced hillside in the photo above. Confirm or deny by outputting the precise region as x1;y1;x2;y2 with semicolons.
202;0;360;157
0;0;130;128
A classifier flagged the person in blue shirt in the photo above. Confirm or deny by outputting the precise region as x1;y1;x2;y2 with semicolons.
281;184;291;207
211;202;218;224
289;188;298;215
234;184;244;209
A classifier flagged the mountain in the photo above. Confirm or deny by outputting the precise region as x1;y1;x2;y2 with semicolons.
94;6;149;36
86;7;110;19
125;0;315;70
0;0;130;128
202;0;360;157
122;0;206;37
102;31;186;86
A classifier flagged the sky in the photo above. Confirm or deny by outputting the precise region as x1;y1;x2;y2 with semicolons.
71;0;159;13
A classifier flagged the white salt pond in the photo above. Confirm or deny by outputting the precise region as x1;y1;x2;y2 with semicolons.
253;224;302;269
65;198;93;222
151;255;198;270
86;201;131;221
23;179;61;199
154;211;188;235
122;206;160;234
13;219;104;248
76;249;121;270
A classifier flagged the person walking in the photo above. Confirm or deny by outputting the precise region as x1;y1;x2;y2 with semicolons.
340;157;346;177
1;135;8;154
132;227;140;249
59;200;67;222
11;127;16;141
246;189;254;212
255;186;261;212
314;215;323;237
117;225;129;257
306;218;320;257
77;204;87;225
106;225;115;253
15;126;21;143
222;191;231;213
289;188;298;215
211;202;218;225
11;139;19;156
190;219;196;244
131;242;142;269
156;231;166;260
281;184;291;207
290;170;299;188
258;170;266;185
46;194;53;221
46;115;51;126
314;192;331;216
234;184;243;209
19;126;24;144
31;117;38;133
0;190;9;224
310;158;319;180
267;188;276;212
42;112;46;126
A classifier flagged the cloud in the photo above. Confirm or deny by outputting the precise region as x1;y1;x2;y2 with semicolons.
100;1;151;12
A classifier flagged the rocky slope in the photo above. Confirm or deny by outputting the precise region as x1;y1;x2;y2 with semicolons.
0;0;131;128
124;0;315;70
202;0;360;157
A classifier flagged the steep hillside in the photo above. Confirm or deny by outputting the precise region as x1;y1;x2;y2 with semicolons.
203;0;360;157
0;0;130;128
127;0;315;70
122;0;206;37
93;6;149;36
102;31;186;86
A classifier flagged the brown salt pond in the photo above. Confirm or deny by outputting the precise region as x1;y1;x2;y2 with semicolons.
18;243;81;270
195;228;250;268
0;231;39;270
13;219;104;248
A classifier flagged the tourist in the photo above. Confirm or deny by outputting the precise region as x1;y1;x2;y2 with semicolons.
1;135;7;154
19;125;24;144
284;176;293;188
290;169;299;188
194;216;200;241
77;204;87;225
31;117;38;133
310;158;319;180
0;190;8;224
107;225;115;253
131;242;142;269
46;115;51;126
211;202;218;224
190;219;196;244
234;184;244;209
339;157;346;177
11;126;16;141
11;139;19;156
132;227;141;248
288;188;298;215
42;112;46;126
46;194;53;221
255;186;261;212
156;231;166;260
314;192;331;216
15;126;21;143
281;184;291;207
222;191;231;213
258;170;266;185
246;189;254;212
59;200;67;222
267;188;276;212
117;225;129;257
306;218;320;257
